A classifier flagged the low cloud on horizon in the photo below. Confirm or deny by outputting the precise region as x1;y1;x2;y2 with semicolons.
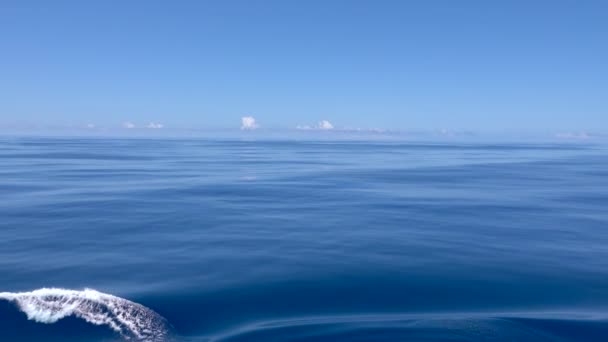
296;120;334;130
241;116;259;130
3;120;607;142
147;122;164;129
555;131;594;140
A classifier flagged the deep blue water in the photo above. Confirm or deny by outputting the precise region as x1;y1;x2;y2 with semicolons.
1;137;608;341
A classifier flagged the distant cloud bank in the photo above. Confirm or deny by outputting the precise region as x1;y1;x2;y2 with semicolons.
147;122;164;129
317;120;334;130
121;121;164;129
241;116;259;130
296;120;334;130
555;132;593;140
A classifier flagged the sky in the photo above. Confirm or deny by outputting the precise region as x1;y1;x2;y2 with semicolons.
0;0;606;135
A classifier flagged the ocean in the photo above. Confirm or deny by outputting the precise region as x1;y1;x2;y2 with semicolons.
1;136;607;341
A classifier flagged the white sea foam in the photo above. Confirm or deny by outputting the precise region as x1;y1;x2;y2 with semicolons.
0;288;170;341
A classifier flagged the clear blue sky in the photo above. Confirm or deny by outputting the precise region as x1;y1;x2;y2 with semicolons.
0;0;606;133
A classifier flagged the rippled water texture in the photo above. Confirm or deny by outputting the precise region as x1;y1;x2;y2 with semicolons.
1;137;607;341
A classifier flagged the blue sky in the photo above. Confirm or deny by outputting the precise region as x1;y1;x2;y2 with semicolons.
0;0;606;134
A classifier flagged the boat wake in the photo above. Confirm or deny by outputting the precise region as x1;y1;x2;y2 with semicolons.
210;313;608;342
2;288;607;342
0;288;170;341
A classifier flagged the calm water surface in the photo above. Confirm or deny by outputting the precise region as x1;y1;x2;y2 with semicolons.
1;137;607;341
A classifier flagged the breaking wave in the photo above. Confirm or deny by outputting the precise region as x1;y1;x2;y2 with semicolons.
0;288;170;341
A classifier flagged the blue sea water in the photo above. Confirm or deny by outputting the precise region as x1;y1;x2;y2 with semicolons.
1;137;608;341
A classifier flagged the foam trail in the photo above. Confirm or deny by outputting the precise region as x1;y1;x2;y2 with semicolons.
0;288;170;341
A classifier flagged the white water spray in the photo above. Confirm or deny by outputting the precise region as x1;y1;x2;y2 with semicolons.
0;288;170;341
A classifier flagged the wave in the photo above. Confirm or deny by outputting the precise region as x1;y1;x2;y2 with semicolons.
0;288;170;341
2;288;607;342
210;313;608;342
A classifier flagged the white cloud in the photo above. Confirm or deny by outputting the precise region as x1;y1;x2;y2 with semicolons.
86;123;96;129
241;116;259;130
295;120;335;130
555;131;590;139
123;122;135;129
317;120;334;130
437;128;457;137
147;122;164;129
369;128;387;133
